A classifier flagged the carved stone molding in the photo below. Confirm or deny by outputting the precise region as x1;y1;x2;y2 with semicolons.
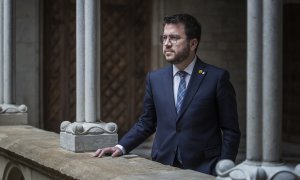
216;160;300;180
60;121;118;135
0;104;27;113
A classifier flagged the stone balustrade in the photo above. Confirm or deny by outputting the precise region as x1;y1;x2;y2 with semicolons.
0;125;214;180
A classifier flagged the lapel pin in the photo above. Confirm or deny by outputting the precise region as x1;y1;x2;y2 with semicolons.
198;70;205;75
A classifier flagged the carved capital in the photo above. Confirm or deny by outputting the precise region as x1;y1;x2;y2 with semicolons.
0;104;28;113
60;121;118;135
216;160;300;180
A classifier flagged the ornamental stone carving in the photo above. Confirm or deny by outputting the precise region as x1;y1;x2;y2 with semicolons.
0;104;27;113
216;160;300;180
60;121;118;135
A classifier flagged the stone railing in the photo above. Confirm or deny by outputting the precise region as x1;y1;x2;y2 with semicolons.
0;125;214;180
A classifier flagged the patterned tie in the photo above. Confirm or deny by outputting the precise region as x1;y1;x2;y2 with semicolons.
176;71;187;114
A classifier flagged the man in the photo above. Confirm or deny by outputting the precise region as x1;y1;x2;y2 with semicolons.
94;14;240;175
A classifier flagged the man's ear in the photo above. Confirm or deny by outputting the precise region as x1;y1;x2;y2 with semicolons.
190;39;198;51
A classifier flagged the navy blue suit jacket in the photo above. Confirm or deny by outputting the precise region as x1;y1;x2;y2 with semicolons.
119;58;241;175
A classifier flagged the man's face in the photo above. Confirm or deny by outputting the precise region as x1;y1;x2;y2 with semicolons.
162;23;191;65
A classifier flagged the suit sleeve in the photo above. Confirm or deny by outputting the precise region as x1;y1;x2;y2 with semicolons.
216;70;241;161
118;73;157;153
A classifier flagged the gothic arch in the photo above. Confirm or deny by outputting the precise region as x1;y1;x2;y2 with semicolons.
2;162;25;180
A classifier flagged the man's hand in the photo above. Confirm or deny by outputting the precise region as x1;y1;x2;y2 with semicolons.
93;147;123;158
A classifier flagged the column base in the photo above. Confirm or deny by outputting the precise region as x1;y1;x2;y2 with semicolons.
0;113;28;125
216;160;300;180
60;131;118;152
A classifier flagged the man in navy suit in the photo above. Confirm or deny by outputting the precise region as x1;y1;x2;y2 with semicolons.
94;13;240;175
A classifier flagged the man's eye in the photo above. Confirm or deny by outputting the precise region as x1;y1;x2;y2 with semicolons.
169;36;177;41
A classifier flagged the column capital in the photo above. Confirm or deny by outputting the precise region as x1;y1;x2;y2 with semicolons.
216;160;300;180
60;121;118;135
0;104;27;113
60;121;118;152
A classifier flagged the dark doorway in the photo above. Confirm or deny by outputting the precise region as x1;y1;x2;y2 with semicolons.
100;0;151;137
283;3;300;143
43;0;76;133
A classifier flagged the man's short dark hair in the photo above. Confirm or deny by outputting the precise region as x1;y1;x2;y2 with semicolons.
163;14;202;51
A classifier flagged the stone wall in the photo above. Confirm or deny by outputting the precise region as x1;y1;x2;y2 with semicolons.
15;0;40;127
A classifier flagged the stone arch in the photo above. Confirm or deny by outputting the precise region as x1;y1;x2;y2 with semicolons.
2;162;25;180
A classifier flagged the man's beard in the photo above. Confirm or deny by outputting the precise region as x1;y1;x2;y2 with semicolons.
164;43;190;65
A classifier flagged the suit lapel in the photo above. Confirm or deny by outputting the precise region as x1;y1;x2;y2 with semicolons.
176;58;207;121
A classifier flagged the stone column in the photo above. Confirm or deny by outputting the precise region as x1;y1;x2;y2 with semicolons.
84;0;97;123
60;0;118;152
262;0;282;163
0;0;27;119
3;0;13;104
246;0;262;162
76;0;85;123
216;0;300;179
0;0;3;104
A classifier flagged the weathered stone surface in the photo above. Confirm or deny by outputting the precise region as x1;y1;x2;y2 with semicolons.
60;132;118;152
0;125;214;180
0;113;28;125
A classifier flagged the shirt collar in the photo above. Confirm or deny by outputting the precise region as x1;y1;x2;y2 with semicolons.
173;56;197;77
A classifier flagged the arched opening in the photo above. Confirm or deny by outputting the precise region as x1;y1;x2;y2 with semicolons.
3;163;25;180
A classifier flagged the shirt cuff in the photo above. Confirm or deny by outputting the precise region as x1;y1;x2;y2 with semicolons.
115;144;126;155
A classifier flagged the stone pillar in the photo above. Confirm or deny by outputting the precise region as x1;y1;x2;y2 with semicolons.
262;0;282;163
3;0;13;104
216;0;300;179
84;0;97;123
76;0;85;123
60;0;118;152
0;0;27;123
246;0;262;162
0;0;3;104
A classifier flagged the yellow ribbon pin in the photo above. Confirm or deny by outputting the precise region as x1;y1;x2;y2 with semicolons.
198;69;203;74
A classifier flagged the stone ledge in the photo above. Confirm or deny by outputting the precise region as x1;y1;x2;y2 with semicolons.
0;125;214;180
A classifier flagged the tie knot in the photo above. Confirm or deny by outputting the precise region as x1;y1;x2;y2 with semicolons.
177;71;187;79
